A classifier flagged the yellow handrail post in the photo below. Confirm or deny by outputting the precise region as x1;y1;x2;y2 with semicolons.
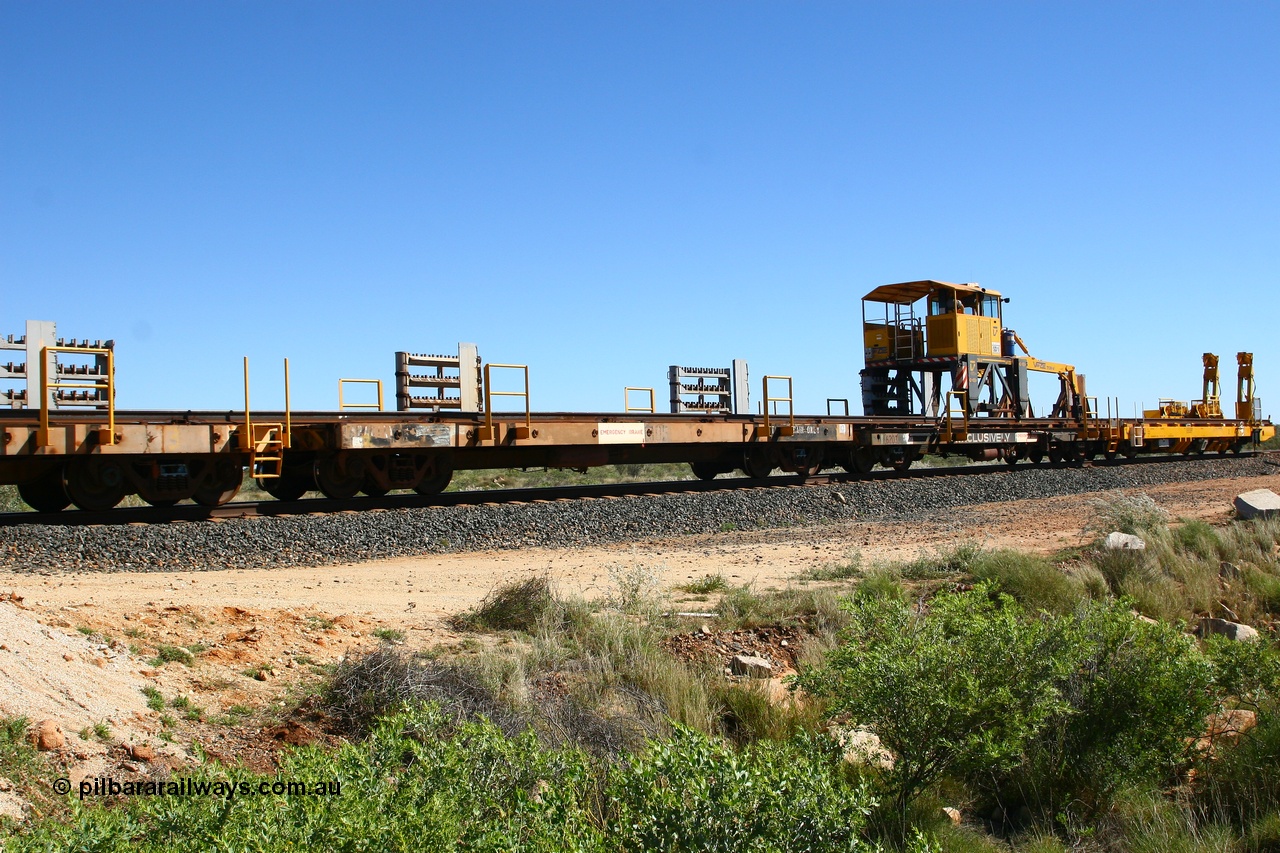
943;390;969;442
243;356;252;450
37;345;116;448
338;378;385;411
624;387;655;413
758;375;794;438
478;364;531;443
283;357;292;449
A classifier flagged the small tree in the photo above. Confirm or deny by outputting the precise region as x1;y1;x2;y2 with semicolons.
796;586;1074;833
1002;600;1215;822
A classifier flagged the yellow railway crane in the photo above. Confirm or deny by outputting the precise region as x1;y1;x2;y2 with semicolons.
860;280;1084;420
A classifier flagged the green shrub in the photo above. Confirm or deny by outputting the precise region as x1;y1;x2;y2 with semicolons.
898;541;983;579
853;568;907;604
967;549;1085;614
1205;637;1280;708
796;586;1073;834
1173;519;1225;561
680;573;728;594
712;680;825;744
149;644;194;667
997;601;1215;823
450;576;558;633
12;703;879;852
1085;491;1169;537
607;725;875;852
1106;789;1238;853
1196;701;1280;830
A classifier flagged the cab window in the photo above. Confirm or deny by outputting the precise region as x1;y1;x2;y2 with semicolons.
958;294;979;314
980;295;1000;318
928;291;957;316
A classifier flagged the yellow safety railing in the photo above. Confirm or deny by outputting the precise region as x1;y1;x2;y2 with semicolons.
757;375;794;438
283;358;292;449
943;390;969;442
477;364;530;442
338;378;385;411
241;357;289;478
624;387;655;413
38;345;115;448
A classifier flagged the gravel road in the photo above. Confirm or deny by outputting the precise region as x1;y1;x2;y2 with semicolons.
2;456;1275;573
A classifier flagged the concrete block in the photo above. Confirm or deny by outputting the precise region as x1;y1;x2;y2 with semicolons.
1235;489;1280;521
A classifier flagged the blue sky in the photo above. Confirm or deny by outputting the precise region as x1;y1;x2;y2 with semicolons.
2;2;1277;418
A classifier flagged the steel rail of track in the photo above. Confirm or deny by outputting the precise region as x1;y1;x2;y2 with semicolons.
2;452;1272;528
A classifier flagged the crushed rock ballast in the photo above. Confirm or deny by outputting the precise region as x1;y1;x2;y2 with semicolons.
1;456;1273;573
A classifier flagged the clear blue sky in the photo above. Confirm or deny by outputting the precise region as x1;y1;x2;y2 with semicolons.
2;2;1277;418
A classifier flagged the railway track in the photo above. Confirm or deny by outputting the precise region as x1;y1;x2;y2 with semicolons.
5;453;1271;528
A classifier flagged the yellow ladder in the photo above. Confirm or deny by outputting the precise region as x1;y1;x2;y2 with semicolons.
240;357;292;479
943;390;969;442
241;422;285;478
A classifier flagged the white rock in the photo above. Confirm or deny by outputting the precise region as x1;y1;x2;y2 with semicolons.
1104;532;1146;550
1235;489;1280;521
730;654;773;678
830;725;895;770
1199;617;1260;643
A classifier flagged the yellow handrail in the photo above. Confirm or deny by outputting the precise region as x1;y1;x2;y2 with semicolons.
943;390;969;441
338;378;385;411
624;387;655;413
243;356;252;449
283;358;292;449
760;375;794;437
478;363;530;442
38;345;114;448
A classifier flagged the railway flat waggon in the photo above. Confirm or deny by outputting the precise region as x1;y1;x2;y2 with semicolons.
1;281;1272;513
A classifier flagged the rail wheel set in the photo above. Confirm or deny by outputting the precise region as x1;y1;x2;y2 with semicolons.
1;281;1272;515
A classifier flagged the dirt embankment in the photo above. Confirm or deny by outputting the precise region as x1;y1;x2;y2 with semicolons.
0;472;1275;822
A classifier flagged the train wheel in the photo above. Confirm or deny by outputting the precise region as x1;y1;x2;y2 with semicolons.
1103;449;1118;462
741;448;773;479
193;460;242;507
884;448;914;473
788;448;824;477
17;468;71;513
258;473;310;502
844;448;874;475
63;458;128;512
690;460;721;482
314;457;362;500
1004;450;1019;467
1029;450;1045;466
413;453;454;495
361;480;390;498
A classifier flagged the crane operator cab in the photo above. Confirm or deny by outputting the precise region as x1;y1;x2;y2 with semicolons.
862;280;1004;364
